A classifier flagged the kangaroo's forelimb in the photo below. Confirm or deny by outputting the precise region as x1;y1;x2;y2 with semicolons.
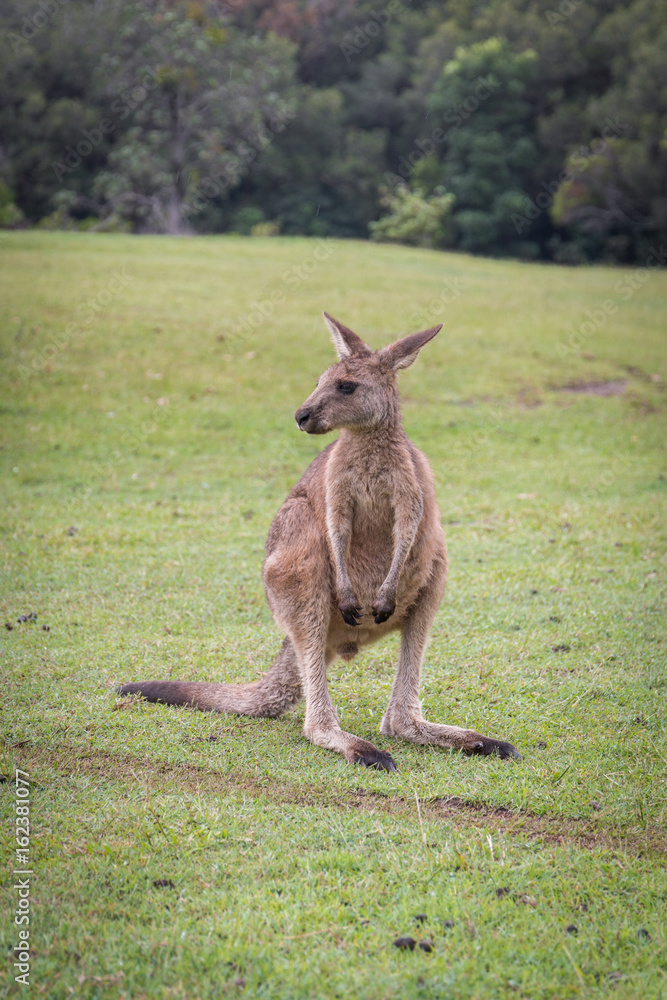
325;484;360;626
371;478;424;624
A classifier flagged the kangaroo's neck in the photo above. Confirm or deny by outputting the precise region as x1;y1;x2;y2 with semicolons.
337;418;408;455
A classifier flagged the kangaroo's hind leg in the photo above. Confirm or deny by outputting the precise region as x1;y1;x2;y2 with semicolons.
379;555;520;760
264;496;397;771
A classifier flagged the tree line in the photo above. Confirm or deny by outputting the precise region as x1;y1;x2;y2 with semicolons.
1;0;665;264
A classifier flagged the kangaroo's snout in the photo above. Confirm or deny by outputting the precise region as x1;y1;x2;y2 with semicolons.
295;407;311;430
295;399;330;434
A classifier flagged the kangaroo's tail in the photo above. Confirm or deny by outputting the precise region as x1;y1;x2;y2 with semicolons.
116;637;302;718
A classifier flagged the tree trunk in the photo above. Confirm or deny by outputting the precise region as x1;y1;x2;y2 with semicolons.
164;193;193;236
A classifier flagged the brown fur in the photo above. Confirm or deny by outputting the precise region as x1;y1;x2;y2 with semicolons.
117;314;520;770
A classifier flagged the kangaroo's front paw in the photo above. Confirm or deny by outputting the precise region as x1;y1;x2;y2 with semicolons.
372;591;396;624
338;589;362;626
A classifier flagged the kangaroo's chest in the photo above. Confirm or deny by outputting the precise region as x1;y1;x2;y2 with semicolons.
351;495;392;552
324;442;419;571
343;475;397;593
346;468;394;527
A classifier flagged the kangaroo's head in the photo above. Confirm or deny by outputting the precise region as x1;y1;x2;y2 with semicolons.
294;313;442;435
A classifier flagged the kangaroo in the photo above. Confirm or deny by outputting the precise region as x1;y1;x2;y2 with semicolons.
117;313;520;770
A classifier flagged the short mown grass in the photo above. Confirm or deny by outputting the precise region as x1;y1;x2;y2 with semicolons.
1;232;666;999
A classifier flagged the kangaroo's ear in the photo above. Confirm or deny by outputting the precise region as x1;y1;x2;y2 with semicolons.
322;312;372;359
379;324;443;371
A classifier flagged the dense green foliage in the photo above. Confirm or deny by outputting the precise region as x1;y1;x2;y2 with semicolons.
1;0;666;260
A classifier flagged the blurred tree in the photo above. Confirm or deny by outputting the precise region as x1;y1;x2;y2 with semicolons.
0;0;117;222
423;37;540;255
476;0;667;261
369;184;454;247
551;0;667;260
91;2;296;234
224;86;387;237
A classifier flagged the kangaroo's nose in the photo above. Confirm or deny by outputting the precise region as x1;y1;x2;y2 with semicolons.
296;409;310;430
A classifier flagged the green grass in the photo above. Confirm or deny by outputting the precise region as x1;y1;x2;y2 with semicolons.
1;231;666;999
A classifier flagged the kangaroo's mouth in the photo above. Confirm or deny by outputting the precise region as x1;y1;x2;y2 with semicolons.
294;407;330;434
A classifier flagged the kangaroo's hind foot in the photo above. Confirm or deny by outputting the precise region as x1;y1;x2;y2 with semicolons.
380;714;521;760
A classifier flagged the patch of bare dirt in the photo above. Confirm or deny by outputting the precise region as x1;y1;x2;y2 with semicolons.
515;388;543;409
7;741;666;857
555;380;628;396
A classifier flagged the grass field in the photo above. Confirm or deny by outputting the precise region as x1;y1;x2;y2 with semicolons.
1;231;666;999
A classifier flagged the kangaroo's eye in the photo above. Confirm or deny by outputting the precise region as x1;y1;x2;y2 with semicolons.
337;381;358;394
